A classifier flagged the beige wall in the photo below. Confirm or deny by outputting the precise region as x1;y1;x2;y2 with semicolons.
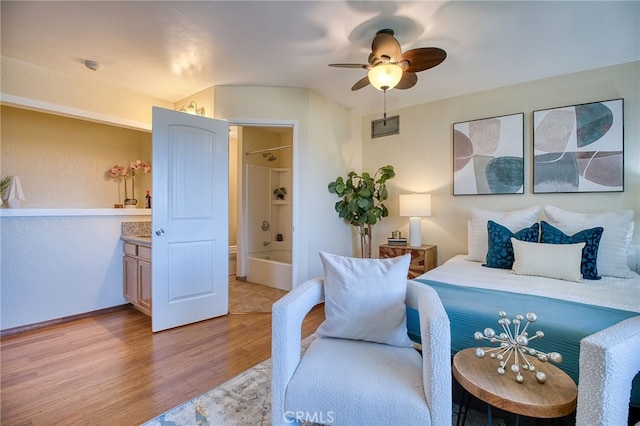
307;90;364;257
229;128;238;246
243;127;290;167
1;56;171;126
363;61;640;264
1;106;152;208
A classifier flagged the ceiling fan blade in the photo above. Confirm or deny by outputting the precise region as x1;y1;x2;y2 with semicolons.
329;63;369;69
351;75;371;91
402;48;447;73
371;30;402;62
395;72;417;90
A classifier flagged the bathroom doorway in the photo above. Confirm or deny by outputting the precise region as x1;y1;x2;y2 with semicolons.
228;122;296;312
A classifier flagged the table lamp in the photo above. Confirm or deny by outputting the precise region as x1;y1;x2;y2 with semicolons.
399;193;432;247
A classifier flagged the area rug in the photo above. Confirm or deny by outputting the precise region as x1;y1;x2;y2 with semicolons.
141;335;499;426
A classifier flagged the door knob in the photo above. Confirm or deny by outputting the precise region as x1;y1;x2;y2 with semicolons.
155;228;165;236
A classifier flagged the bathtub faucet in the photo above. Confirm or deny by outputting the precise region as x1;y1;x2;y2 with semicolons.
263;241;271;246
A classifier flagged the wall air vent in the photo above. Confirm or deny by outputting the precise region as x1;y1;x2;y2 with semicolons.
371;115;399;139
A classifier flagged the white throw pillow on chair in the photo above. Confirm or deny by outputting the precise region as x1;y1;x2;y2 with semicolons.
317;251;413;347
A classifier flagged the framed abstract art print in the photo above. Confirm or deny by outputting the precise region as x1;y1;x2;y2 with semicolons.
533;98;624;193
453;113;524;195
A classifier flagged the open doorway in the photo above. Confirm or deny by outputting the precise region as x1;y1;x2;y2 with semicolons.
228;124;295;313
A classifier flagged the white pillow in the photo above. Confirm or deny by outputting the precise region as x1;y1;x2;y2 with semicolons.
317;251;413;347
511;238;585;282
543;206;634;278
467;206;541;262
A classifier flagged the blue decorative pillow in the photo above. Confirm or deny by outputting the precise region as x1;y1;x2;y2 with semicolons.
540;221;603;280
483;221;539;269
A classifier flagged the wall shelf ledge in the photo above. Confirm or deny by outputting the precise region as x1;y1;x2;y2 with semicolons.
0;208;152;218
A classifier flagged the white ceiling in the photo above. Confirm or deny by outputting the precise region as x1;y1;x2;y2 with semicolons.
2;1;638;116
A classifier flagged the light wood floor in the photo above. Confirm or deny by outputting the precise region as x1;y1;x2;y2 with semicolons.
1;284;324;425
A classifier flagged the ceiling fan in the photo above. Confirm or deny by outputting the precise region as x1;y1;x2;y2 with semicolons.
329;29;446;92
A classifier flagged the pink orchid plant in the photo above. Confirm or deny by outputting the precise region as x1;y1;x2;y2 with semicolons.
129;160;151;175
106;160;151;205
107;164;129;179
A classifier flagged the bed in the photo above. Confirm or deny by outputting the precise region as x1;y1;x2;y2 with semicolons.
406;205;640;408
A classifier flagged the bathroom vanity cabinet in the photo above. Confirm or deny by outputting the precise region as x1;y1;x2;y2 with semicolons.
123;241;152;316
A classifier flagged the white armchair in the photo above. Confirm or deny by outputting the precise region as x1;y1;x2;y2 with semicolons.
576;315;640;426
272;278;451;426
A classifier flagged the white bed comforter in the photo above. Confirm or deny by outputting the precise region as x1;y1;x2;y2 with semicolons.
419;255;640;313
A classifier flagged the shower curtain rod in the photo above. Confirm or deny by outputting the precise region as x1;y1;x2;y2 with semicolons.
244;144;293;155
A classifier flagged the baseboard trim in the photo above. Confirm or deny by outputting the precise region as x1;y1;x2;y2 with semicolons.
0;304;132;337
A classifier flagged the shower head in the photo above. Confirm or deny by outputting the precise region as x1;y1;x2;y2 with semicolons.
262;152;277;161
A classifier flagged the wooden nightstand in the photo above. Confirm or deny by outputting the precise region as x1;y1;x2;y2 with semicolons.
379;244;437;279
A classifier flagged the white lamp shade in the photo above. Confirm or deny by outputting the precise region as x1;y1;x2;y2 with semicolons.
399;193;431;247
399;193;431;217
368;64;403;91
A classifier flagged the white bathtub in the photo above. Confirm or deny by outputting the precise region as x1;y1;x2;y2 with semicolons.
246;250;292;291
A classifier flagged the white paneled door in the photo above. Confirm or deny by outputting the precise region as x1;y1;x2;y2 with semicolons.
151;107;229;332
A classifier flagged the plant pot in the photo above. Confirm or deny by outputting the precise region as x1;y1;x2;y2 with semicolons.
124;198;138;208
7;199;25;209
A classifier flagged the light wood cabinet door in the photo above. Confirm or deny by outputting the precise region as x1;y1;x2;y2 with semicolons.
123;255;139;304
123;242;152;316
138;260;152;316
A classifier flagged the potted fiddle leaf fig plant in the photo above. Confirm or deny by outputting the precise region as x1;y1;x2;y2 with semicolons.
328;165;395;258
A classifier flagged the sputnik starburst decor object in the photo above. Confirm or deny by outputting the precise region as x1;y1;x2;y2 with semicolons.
473;311;562;384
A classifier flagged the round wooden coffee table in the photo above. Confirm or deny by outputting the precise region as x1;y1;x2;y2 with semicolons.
453;347;577;424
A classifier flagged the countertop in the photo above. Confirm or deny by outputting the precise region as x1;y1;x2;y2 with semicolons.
121;235;151;246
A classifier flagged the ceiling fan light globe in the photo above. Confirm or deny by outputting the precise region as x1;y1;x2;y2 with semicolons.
368;64;403;91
